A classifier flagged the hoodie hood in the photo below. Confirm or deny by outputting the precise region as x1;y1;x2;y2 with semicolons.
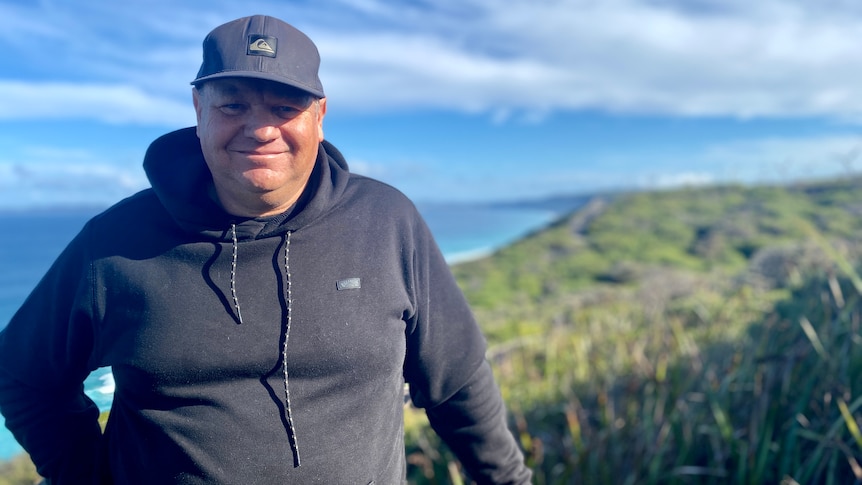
142;126;351;240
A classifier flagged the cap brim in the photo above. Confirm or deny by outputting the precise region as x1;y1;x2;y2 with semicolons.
191;71;325;98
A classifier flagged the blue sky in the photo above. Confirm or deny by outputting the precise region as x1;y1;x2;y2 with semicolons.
2;0;862;208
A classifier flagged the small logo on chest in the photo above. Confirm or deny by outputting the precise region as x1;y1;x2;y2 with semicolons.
336;277;361;291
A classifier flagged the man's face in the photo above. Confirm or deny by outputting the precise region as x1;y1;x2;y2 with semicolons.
192;78;326;217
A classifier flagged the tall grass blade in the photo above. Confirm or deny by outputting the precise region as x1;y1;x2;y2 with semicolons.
798;316;828;361
837;398;862;451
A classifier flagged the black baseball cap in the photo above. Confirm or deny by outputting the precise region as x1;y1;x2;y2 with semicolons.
191;15;325;98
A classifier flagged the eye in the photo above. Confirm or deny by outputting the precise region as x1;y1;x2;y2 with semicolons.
218;103;246;115
273;106;302;118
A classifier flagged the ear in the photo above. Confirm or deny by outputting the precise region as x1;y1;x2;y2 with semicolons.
192;87;204;137
316;97;327;142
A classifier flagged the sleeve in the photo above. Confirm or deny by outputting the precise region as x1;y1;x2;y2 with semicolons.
402;212;532;484
0;225;103;484
426;362;533;484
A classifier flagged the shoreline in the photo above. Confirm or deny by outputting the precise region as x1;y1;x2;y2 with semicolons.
446;247;494;265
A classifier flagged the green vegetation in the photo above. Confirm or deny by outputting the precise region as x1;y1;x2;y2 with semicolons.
4;178;862;484
0;454;38;485
406;178;862;484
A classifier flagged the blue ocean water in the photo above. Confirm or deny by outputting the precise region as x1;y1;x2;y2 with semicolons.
0;202;565;460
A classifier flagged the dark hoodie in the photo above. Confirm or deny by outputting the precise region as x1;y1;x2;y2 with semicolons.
0;128;531;484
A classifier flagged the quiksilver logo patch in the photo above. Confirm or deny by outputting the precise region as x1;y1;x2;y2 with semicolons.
247;34;277;58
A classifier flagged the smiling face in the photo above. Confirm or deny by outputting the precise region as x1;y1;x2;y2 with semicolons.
192;78;327;217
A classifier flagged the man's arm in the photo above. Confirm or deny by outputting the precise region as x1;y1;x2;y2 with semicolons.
0;372;102;483
403;210;532;484
425;361;532;484
0;228;103;484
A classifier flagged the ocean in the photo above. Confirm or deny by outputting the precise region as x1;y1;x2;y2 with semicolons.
0;202;568;460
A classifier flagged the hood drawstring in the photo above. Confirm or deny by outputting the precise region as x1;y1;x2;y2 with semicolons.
229;224;244;324
282;231;301;467
226;225;300;466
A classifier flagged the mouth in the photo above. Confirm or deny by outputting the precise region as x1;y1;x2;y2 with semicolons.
230;148;287;161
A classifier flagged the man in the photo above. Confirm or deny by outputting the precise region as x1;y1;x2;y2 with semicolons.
0;15;532;484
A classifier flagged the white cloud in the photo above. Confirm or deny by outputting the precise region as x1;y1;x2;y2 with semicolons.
300;0;862;119
3;0;862;121
607;133;862;194
393;133;862;201
642;172;716;189
696;134;862;181
0;161;148;208
345;158;389;178
0;163;144;190
0;82;195;126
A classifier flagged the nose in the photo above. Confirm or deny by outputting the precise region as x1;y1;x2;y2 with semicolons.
243;110;279;142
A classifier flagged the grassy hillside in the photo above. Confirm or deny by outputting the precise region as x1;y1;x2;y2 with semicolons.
406;177;862;484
